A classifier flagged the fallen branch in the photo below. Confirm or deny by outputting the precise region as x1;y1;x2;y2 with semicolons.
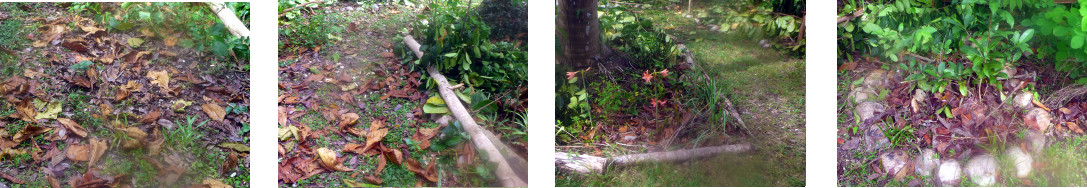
403;35;528;187
205;2;249;37
722;96;754;137
277;0;324;18
837;9;864;26
556;143;753;174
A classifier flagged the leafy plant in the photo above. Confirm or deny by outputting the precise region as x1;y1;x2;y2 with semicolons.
403;0;527;95
1025;1;1087;83
170;115;208;150
556;69;591;144
280;12;343;49
74;3;250;65
599;6;680;70
278;0;336;25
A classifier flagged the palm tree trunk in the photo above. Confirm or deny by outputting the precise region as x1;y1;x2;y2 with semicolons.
558;0;602;68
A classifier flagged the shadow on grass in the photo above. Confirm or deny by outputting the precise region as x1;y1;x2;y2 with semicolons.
557;153;775;187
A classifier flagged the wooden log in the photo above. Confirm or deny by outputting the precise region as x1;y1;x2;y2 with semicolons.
556;143;753;174
403;35;528;187
205;2;249;37
277;0;325;18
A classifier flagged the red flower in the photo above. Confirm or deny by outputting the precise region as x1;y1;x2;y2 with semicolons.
566;72;578;80
660;69;669;77
651;99;667;108
642;70;653;83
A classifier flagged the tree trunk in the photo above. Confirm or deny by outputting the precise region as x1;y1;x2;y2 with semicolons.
557;0;602;68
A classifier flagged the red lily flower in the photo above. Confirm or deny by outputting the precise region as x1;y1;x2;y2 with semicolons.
566;72;578;80
660;69;669;77
651;99;667;108
642;70;653;83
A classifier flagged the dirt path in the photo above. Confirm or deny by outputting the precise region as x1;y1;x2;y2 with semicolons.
277;3;528;187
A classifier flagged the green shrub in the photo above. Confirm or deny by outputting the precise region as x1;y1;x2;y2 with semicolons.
599;6;680;70
69;3;250;64
280;13;343;50
1025;1;1087;83
404;0;527;95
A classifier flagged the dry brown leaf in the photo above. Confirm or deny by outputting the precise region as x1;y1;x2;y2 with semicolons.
316;148;354;172
57;118;88;138
12;100;36;122
148;127;164;156
13;126;51;143
146;70;170;90
376;155;386;174
138;109;162;124
1069;122;1084;134
163;36;178;47
370;120;385;130
362;128;388;154
23;69;48;79
124;50;151;64
281;96;300;104
0;171;26;184
201;179;233;188
278;106;289;126
1060;107;1072;114
221;151;238;175
404;158;438;182
203;103;226;122
60;38;90;53
343;143;364;154
65;144;90;162
1032;100;1051;111
363;174;383;185
382;146;403;165
88;138;107;165
339;113;359;130
412;126;441;149
121;127;148;149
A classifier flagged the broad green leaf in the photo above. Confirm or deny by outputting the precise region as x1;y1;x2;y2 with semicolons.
423;103;450;114
455;90;472;104
1072;36;1084;49
999;10;1014;27
1019;29;1034;43
69;60;94;70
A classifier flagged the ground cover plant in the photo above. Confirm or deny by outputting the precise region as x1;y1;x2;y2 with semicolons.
276;0;527;186
555;0;805;186
837;0;1087;186
0;2;250;187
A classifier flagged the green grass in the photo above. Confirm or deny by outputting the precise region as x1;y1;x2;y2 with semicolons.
559;5;805;187
558;153;782;186
169;115;208;151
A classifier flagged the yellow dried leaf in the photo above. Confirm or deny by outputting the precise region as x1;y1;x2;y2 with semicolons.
316;148;354;172
203;103;226;122
146;70;170;90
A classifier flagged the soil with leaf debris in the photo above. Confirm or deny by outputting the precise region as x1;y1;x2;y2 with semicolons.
277;2;527;187
0;2;250;187
837;58;1087;186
